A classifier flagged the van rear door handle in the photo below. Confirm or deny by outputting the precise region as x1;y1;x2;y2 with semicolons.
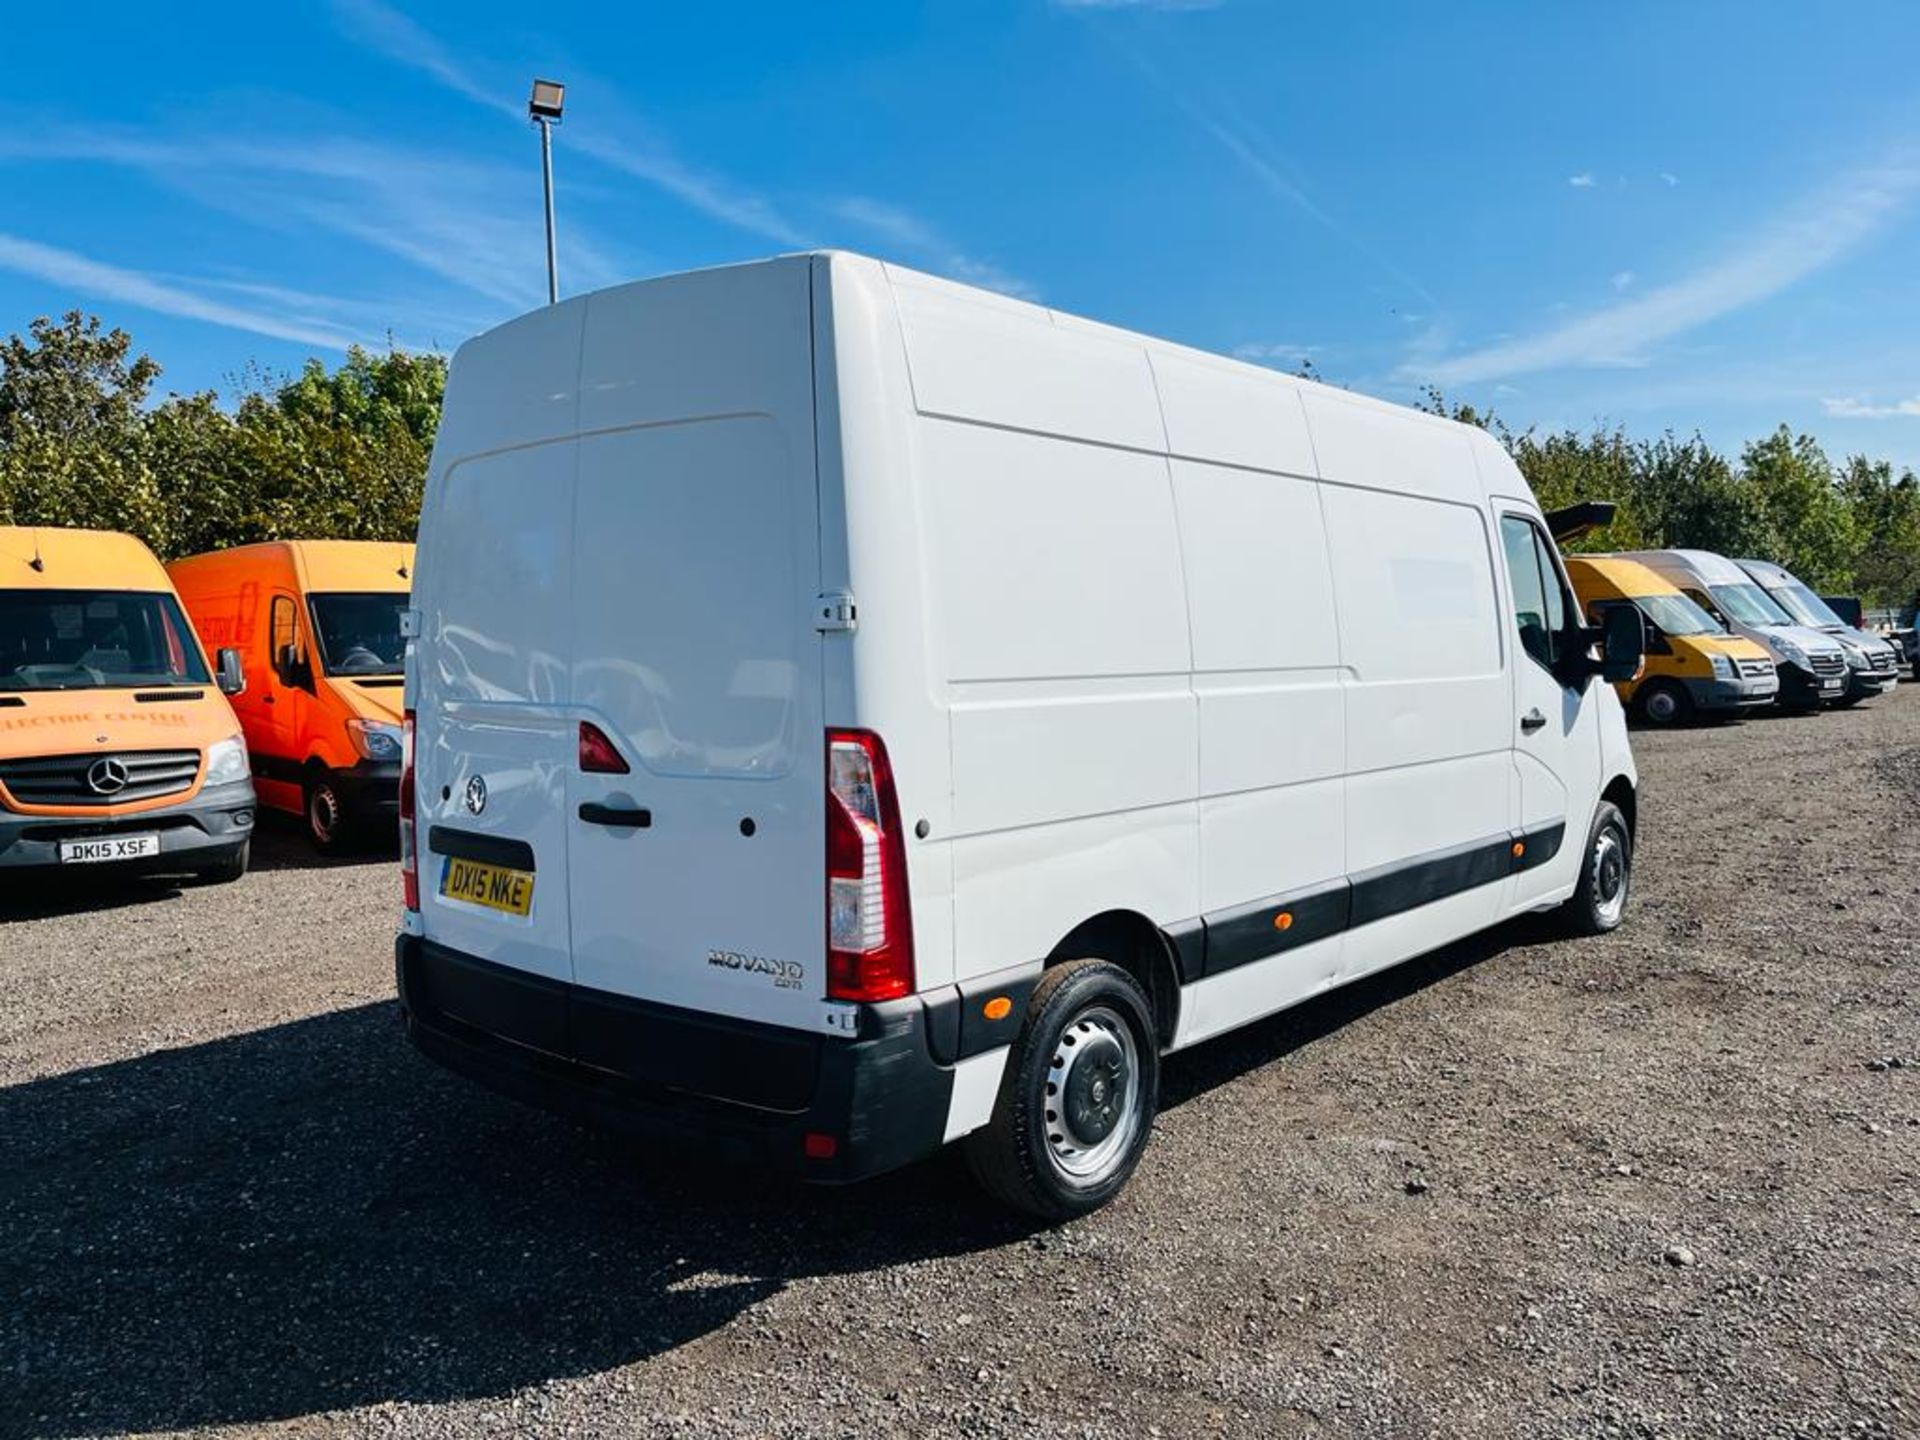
1520;708;1547;733
578;802;651;828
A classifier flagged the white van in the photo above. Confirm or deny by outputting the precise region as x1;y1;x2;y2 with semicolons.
1616;550;1851;711
397;254;1643;1218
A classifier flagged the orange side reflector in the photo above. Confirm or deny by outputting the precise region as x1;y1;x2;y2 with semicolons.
1511;841;1526;859
1273;911;1293;931
983;995;1013;1021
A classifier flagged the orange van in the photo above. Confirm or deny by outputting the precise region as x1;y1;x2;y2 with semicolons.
0;527;255;882
168;541;411;853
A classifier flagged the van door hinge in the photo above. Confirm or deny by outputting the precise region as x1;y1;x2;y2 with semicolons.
814;591;858;634
398;608;422;641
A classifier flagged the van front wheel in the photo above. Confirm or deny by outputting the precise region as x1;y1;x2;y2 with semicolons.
1636;680;1692;726
963;959;1159;1222
305;774;356;855
1560;800;1631;936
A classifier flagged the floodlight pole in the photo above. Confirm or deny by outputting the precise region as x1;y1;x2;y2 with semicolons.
537;115;558;305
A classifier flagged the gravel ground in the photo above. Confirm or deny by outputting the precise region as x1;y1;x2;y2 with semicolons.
3;691;1917;1440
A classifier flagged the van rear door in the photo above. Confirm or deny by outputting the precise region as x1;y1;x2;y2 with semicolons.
563;265;826;1033
566;415;826;1031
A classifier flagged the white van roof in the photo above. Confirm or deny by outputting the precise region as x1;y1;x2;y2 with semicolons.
1620;548;1751;585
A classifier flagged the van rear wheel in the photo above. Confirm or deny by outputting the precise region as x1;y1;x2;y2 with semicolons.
1560;800;1631;936
963;958;1158;1222
305;774;356;855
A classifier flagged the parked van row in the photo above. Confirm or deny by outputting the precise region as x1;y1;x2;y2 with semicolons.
0;528;415;879
1566;549;1900;726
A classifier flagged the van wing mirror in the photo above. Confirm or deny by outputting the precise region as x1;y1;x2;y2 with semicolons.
215;647;247;697
1598;604;1645;683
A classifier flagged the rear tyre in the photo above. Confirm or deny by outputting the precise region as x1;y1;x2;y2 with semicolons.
1635;680;1692;727
195;840;249;886
1559;800;1631;937
963;959;1158;1222
305;773;356;855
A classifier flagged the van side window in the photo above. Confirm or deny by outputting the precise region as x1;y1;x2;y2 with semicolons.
1500;515;1563;670
269;596;297;663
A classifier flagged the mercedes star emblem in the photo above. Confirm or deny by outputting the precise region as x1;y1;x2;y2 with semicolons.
87;756;132;796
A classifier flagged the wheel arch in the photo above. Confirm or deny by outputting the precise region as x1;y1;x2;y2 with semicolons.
1044;909;1182;1051
1601;773;1637;839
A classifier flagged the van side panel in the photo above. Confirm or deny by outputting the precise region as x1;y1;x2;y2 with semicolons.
886;266;1200;983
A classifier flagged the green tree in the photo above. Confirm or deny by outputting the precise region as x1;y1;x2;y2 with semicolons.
1836;455;1920;606
1738;426;1858;589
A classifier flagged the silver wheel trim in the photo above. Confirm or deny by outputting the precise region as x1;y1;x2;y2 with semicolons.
309;783;341;842
1645;687;1679;722
1041;1003;1142;1187
1591;825;1628;926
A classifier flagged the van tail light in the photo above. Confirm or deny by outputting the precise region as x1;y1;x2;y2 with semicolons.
399;709;419;912
579;720;630;774
825;729;914;1003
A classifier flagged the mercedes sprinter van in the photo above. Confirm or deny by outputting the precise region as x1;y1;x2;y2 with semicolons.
398;254;1643;1218
1619;550;1849;711
169;541;412;852
1733;559;1899;705
1565;555;1777;723
0;527;254;881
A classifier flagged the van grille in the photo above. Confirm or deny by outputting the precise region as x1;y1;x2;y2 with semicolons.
1808;652;1845;677
1737;658;1773;679
0;750;201;807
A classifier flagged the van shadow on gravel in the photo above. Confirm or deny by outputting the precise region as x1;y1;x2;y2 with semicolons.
0;918;1542;1437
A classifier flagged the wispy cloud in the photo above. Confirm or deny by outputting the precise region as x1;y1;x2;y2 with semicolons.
0;127;623;309
1414;156;1920;386
1103;42;1436;310
831;198;1036;299
330;0;811;249
1660;171;1681;187
1610;270;1635;292
0;233;359;350
1822;394;1920;418
1568;172;1596;188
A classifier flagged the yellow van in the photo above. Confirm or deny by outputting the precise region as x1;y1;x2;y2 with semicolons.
0;527;255;881
1565;555;1778;724
168;541;411;852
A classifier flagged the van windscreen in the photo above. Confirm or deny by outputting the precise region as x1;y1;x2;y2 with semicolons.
1634;592;1723;638
1764;580;1844;629
309;592;409;677
0;589;210;691
1708;582;1792;627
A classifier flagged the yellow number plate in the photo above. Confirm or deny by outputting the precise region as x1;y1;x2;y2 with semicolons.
440;857;535;917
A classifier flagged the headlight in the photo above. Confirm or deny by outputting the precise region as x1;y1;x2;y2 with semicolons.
1709;654;1735;679
204;735;250;786
347;719;405;763
1773;637;1806;667
1843;645;1866;670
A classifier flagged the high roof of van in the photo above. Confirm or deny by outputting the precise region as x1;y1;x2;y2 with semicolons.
1615;548;1749;585
0;526;172;592
1733;558;1794;587
1564;554;1684;598
169;539;415;593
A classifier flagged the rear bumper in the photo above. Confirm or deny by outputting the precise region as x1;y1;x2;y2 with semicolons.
1684;675;1777;711
0;778;256;872
396;936;956;1183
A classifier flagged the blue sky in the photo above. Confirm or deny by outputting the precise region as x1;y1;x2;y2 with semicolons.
4;0;1919;469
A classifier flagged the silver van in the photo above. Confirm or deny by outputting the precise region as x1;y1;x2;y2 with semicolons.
1735;559;1899;706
